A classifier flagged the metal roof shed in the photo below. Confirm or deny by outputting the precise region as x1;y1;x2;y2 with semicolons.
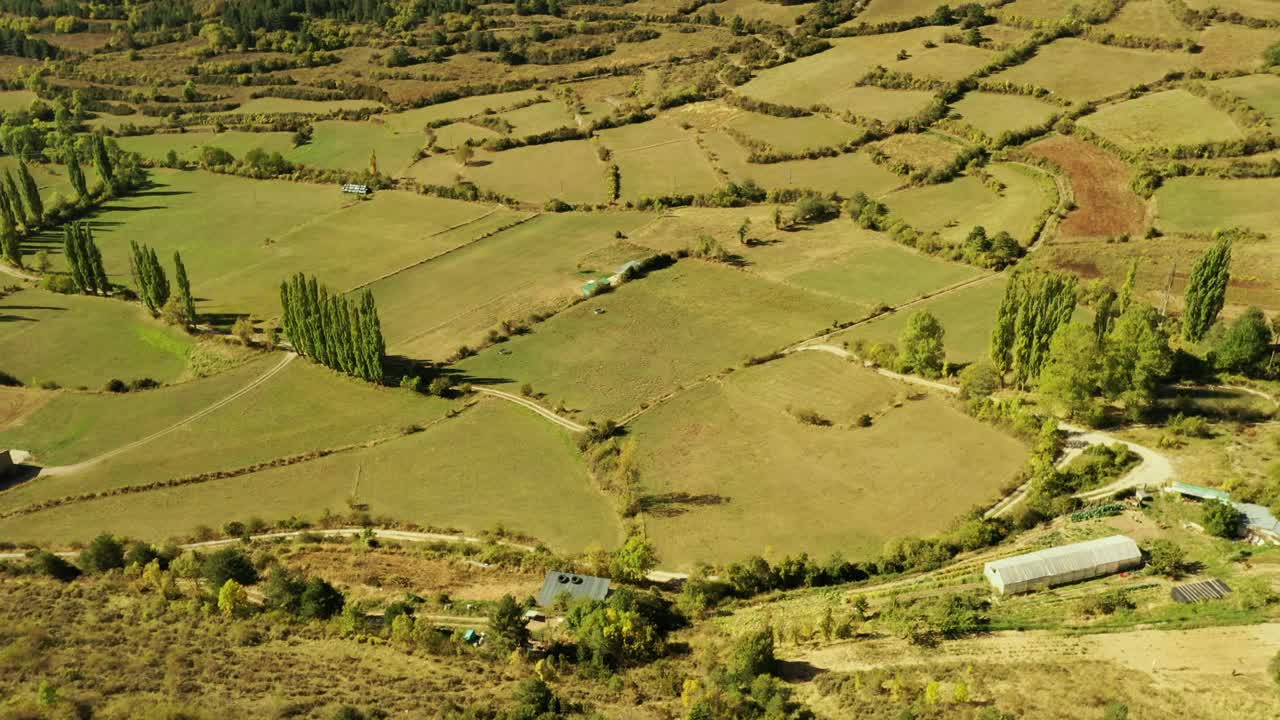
1166;482;1233;502
536;571;610;607
983;535;1142;595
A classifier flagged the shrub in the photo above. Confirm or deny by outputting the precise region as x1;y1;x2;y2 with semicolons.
1202;498;1245;539
791;407;831;426
728;626;775;681
1145;539;1187;578
201;548;258;589
0;369;20;387
300;577;345;620
42;274;76;294
104;379;128;393
35;551;81;582
80;534;125;573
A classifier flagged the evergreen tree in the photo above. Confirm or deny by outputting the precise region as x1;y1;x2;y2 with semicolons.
86;228;109;293
1093;287;1117;346
148;247;169;307
130;240;169;310
17;161;42;223
174;251;196;325
0;185;14;229
1183;234;1233;342
92;134;115;189
64;224;88;291
66;146;88;200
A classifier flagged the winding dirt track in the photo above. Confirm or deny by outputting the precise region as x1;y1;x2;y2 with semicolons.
473;387;587;432
38;353;297;476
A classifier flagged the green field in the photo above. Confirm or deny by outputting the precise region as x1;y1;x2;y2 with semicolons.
896;42;996;82
0;398;620;552
497;100;575;136
739;27;952;109
884;162;1056;245
614;139;722;202
949;91;1060;139
0;355;275;467
830;275;1010;363
1183;0;1280;19
703;131;903;196
630;351;1029;567
0;288;194;388
118;130;296;162
627;206;984;305
856;0;952;22
0;358;452;510
431;122;501;148
379;91;544;134
225;98;385;115
1098;0;1197;41
0;157;100;203
40;170;518;321
287;120;425;176
1079;89;1243;151
1155;176;1280;236
1195;24;1278;72
724;112;867;153
370;211;652;360
409;140;608;205
703;0;809;24
456;260;865;420
1213;74;1280;132
996;0;1084;22
822;86;936;121
992;39;1188;103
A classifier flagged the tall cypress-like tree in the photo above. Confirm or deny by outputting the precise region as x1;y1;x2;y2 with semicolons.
1182;234;1233;343
66;147;88;200
64;224;88;292
279;273;385;382
0;185;14;229
0;208;18;268
17;161;42;224
990;270;1078;389
174;251;196;324
2;171;27;227
86;229;109;293
1118;257;1139;312
92;134;114;189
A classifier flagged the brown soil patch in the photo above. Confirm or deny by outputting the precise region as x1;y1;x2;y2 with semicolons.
1028;136;1145;238
280;545;541;603
0;387;50;433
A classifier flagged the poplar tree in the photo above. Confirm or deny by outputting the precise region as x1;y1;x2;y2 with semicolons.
279;273;385;383
1118;257;1139;312
66;147;88;200
606;163;620;202
3;171;27;227
0;185;14;229
92;134;114;189
1182;233;1233;343
990;270;1078;388
0;209;18;268
17;161;42;223
174;251;196;324
64;224;88;291
130;240;169;311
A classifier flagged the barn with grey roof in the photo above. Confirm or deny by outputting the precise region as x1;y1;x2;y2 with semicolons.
983;535;1142;595
536;571;610;607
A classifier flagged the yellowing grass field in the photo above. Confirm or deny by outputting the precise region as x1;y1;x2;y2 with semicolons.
884;163;1056;245
1213;74;1280;132
1155;176;1280;236
724;112;867;153
456;260;864;420
949;91;1060;138
703;131;904;196
991;39;1188;102
1079;89;1243;151
0;399;620;551
629;351;1028;567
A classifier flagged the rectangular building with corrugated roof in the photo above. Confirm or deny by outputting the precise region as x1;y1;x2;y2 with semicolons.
536;571;610;607
983;535;1142;595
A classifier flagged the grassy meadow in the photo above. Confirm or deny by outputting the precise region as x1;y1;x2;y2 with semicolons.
0;288;194;388
1155;177;1280;236
948;91;1060;139
991;39;1187;102
884;163;1056;245
0;399;619;551
455;259;864;420
630;351;1029;567
1079;89;1243;152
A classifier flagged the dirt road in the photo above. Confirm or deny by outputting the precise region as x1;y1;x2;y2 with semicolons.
473;387;587;432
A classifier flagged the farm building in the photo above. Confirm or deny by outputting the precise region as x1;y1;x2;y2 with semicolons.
983;535;1142;595
341;183;370;195
1166;481;1233;503
536;571;610;607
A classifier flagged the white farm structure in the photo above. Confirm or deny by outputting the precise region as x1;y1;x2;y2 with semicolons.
983;535;1143;595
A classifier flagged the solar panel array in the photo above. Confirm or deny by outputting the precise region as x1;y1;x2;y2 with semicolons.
1171;578;1232;603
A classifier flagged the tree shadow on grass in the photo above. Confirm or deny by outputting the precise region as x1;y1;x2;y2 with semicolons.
0;464;43;493
773;659;826;682
634;491;729;517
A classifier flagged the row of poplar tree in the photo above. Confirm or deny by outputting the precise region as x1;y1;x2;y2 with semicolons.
130;240;196;323
62;223;109;295
0;161;45;268
279;273;385;383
